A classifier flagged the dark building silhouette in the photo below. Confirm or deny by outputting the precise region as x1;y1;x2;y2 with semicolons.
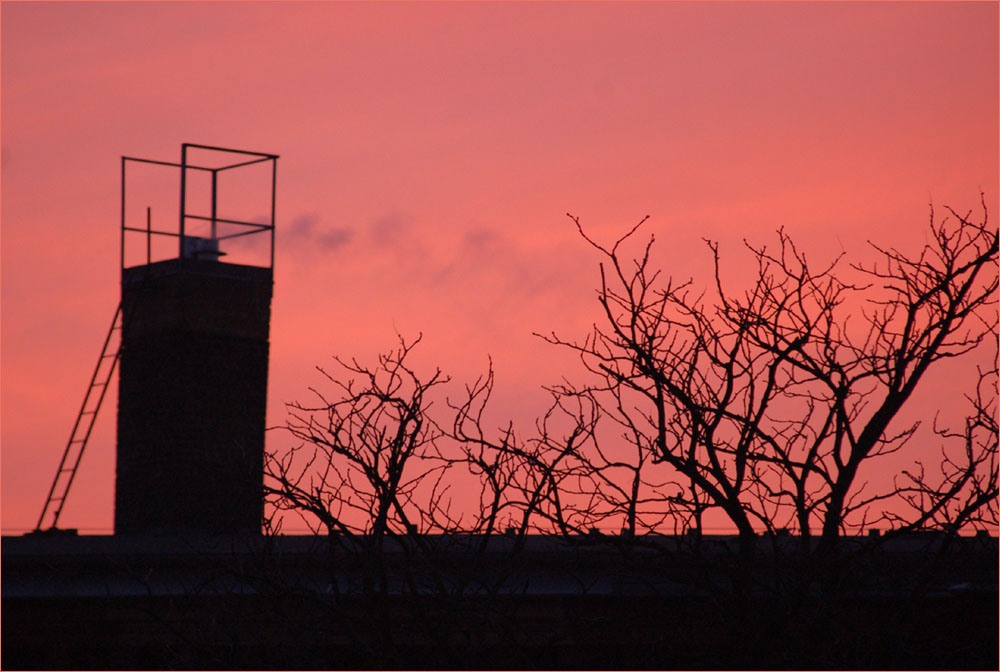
114;259;272;534
3;532;998;669
111;144;278;536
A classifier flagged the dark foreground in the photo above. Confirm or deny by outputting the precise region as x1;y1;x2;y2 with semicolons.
3;533;997;669
5;591;998;669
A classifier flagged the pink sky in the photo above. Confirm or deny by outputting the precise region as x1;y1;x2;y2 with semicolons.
2;2;997;534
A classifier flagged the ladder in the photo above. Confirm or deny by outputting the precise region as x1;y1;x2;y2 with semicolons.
36;303;123;531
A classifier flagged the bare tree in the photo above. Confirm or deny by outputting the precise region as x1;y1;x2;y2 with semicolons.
261;334;454;657
256;197;996;664
448;367;602;542
264;333;450;542
542;216;798;556
546;198;996;559
262;334;604;662
264;334;601;543
268;199;995;556
891;361;998;535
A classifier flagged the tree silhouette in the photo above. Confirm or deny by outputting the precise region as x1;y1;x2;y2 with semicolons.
545;199;996;546
264;334;449;541
261;335;603;663
267;198;996;544
265;201;998;665
892;360;998;534
260;197;997;659
264;333;600;543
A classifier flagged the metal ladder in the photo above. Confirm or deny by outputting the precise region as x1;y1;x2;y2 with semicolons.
35;303;123;531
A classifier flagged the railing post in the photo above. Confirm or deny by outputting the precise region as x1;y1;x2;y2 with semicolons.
179;144;188;260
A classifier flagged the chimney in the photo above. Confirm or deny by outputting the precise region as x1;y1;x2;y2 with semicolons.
114;144;277;536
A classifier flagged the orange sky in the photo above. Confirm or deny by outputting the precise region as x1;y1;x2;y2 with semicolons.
2;1;997;534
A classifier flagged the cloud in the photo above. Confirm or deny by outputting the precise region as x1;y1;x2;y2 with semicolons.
369;212;413;248
287;213;319;241
317;228;354;250
284;212;355;251
432;226;567;299
461;228;501;251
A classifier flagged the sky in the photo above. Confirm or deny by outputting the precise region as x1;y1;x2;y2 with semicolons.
2;1;997;534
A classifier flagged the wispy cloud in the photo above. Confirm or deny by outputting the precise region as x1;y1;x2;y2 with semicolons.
284;212;355;251
317;227;354;249
369;212;414;249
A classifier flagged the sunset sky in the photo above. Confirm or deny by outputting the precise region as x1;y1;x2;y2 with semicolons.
2;1;997;534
